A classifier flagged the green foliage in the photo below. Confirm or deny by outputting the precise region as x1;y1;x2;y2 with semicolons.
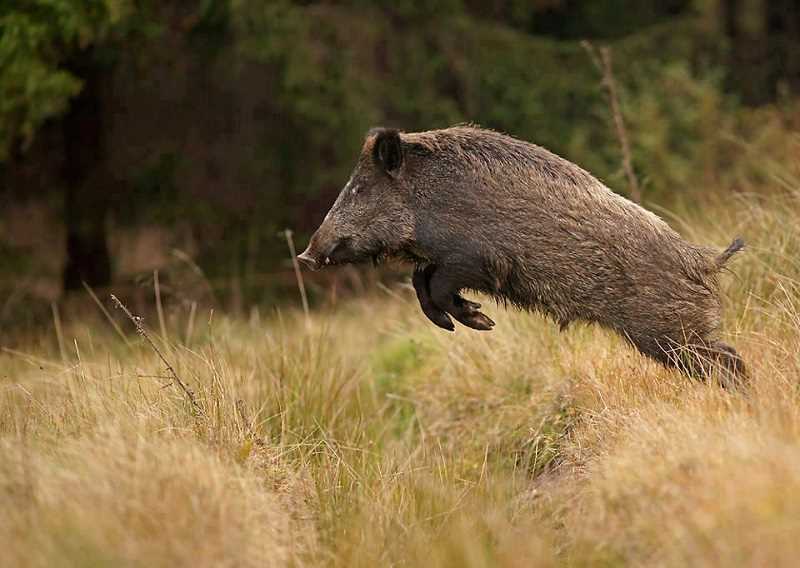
0;1;132;159
0;0;753;204
371;336;427;386
370;335;431;436
232;0;376;194
230;2;734;204
2;0;786;292
624;62;728;193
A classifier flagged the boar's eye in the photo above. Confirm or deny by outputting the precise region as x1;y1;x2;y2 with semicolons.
350;183;360;196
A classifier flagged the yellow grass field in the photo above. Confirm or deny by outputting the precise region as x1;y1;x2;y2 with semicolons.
2;187;800;567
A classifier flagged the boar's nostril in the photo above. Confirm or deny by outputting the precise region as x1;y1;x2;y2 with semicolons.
297;250;319;270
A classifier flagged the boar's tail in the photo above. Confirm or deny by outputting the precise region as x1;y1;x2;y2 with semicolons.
715;237;745;269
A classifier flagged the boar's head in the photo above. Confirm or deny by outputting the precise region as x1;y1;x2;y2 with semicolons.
298;128;417;270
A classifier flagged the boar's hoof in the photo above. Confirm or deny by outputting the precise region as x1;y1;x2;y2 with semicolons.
461;311;495;331
427;307;456;332
412;265;494;332
453;295;495;331
412;266;455;331
416;298;455;332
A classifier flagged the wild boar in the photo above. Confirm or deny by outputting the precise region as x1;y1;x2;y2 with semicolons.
298;126;746;383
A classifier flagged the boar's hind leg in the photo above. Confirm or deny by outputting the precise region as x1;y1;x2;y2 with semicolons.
412;266;455;331
627;331;748;388
427;265;495;331
681;341;749;389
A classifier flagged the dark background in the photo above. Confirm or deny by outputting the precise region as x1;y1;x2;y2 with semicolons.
2;0;799;327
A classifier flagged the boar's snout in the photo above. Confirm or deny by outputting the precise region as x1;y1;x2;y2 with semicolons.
297;249;320;270
297;235;355;270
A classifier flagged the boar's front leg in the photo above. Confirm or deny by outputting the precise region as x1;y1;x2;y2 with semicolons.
426;265;495;331
412;265;455;331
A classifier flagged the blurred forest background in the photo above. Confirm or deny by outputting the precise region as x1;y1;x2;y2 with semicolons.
2;0;799;328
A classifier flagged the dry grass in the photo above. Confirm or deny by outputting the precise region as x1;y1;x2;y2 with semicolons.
2;185;800;567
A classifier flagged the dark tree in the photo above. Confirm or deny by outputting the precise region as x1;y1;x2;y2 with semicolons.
765;0;800;99
62;51;112;290
722;0;800;105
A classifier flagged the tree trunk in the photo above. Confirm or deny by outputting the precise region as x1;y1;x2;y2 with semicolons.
765;0;800;98
62;51;112;291
721;0;757;103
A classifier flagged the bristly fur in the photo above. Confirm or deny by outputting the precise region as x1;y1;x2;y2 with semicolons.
303;124;747;384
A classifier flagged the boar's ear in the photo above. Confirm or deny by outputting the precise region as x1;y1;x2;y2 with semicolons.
372;128;404;177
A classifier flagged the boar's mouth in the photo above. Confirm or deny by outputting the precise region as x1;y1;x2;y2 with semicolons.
298;237;389;270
